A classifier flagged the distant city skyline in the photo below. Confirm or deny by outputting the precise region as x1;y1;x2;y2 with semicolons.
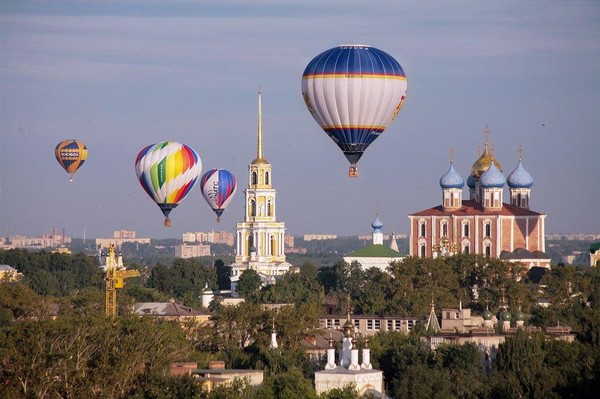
1;1;599;239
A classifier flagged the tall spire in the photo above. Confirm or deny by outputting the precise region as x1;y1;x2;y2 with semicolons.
252;89;268;164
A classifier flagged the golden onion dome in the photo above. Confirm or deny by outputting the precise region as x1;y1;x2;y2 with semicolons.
471;143;502;178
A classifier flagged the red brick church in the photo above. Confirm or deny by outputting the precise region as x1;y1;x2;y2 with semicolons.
408;127;550;268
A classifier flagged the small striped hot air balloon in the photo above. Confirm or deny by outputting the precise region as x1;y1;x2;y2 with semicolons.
55;139;88;181
134;141;202;227
200;169;237;222
302;45;407;177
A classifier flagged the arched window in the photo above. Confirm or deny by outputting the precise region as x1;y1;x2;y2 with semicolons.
419;222;426;237
485;244;491;257
250;200;256;217
420;245;426;258
267;200;272;216
463;245;470;254
463;223;469;238
265;171;269;185
441;221;448;237
484;222;491;238
247;235;254;256
271;235;276;256
252;172;258;185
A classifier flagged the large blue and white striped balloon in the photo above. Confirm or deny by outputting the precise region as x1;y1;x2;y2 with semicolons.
302;45;407;176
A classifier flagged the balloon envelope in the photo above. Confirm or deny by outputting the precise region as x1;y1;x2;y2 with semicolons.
134;141;202;226
301;45;407;175
55;139;88;181
200;169;237;221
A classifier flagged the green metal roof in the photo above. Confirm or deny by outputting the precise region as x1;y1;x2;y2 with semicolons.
590;242;600;254
347;244;403;258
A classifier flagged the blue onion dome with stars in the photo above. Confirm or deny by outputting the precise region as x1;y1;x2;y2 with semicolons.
439;162;464;189
507;160;534;188
479;160;506;188
467;174;476;189
371;215;383;233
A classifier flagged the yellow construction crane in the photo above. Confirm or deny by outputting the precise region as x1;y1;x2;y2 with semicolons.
104;243;140;317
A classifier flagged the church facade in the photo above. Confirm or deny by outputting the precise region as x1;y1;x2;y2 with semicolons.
230;92;292;295
408;127;550;268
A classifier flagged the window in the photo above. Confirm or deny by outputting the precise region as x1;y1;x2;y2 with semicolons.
394;320;401;330
374;319;381;330
420;222;426;237
270;236;276;256
265;171;269;185
441;222;448;237
493;192;501;208
420;245;426;258
485;245;491;257
387;320;393;330
354;319;360;329
463;245;470;254
252;172;257;185
247;235;254;256
267;200;272;216
407;320;415;331
251;200;256;217
485;223;491;238
463;223;469;238
367;320;373;330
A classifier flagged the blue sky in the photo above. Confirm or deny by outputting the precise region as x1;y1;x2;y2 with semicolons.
1;0;599;239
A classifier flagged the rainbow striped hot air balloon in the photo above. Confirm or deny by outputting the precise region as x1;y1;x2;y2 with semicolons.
55;139;88;181
302;45;407;177
200;169;237;222
134;141;202;226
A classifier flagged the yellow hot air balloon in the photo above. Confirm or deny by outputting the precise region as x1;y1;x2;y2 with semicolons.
55;139;88;181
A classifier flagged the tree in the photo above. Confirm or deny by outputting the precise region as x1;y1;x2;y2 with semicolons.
237;269;262;298
0;314;192;398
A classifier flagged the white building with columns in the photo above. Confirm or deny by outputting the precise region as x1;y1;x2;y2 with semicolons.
314;311;386;398
229;92;293;295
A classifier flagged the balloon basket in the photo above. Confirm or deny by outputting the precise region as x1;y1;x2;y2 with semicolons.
348;165;359;178
164;217;172;227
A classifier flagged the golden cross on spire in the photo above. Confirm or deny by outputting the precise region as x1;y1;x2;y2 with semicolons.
257;89;263;161
484;124;490;145
490;143;496;156
450;146;455;163
518;144;523;161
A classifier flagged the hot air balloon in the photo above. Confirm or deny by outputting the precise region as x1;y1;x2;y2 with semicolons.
134;141;202;227
301;45;407;177
55;139;88;181
200;169;237;222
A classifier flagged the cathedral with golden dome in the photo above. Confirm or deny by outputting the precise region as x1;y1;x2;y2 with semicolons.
408;126;550;269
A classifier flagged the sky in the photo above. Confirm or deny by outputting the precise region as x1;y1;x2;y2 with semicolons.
1;0;599;240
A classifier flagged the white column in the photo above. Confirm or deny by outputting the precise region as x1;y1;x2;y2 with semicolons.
496;217;501;256
526;217;530;250
348;349;361;370
325;348;336;370
475;216;479;254
361;348;372;369
510;217;514;251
